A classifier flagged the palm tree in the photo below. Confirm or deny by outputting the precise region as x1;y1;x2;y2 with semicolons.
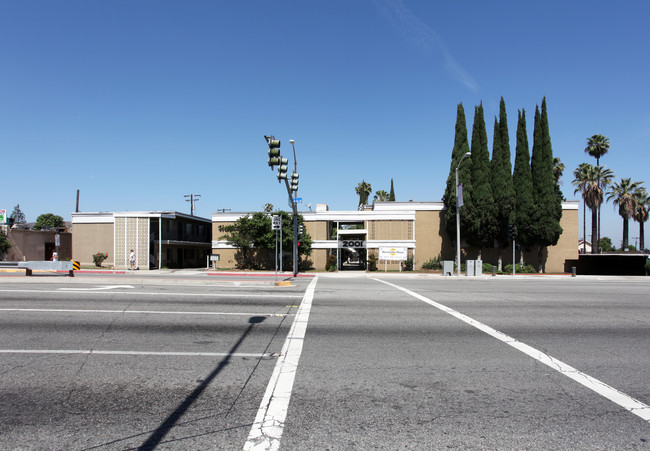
585;135;611;249
632;187;649;251
585;134;610;166
607;178;644;250
373;190;389;202
355;180;372;210
573;163;592;253
573;164;614;253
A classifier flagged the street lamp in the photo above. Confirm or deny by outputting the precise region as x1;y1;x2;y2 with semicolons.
455;151;471;276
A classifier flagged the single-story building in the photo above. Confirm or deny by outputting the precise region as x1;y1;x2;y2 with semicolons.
2;225;71;262
72;211;211;269
212;200;579;273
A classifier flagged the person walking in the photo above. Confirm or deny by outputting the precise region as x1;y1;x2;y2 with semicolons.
129;250;136;270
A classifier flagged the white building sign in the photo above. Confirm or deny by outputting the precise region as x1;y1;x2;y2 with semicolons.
379;247;408;261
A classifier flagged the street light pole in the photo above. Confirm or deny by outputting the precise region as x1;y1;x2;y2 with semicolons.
455;152;471;277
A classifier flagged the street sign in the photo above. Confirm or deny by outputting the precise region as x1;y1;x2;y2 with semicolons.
55;234;60;247
272;215;281;230
0;209;5;224
294;197;302;203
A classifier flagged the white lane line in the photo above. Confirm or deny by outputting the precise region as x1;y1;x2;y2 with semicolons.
0;308;288;317
59;285;134;291
0;349;270;358
0;289;302;298
244;276;318;451
373;278;650;424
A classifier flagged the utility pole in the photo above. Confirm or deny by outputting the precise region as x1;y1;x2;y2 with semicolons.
184;194;201;216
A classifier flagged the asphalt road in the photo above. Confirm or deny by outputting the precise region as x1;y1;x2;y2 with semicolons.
0;272;648;450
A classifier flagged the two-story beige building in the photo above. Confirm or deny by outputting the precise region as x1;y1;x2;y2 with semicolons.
212;201;579;273
72;211;211;269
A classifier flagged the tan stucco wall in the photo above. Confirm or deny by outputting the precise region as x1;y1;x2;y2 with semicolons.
413;211;443;270
545;207;579;273
211;248;238;269
306;221;328;240
308;248;328;271
7;230;72;261
72;223;114;267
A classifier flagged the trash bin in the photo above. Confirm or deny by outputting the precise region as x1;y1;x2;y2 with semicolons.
475;259;483;275
442;260;454;276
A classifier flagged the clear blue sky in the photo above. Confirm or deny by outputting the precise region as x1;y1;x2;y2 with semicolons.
2;0;648;248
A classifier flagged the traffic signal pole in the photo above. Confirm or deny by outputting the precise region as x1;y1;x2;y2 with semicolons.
265;135;300;277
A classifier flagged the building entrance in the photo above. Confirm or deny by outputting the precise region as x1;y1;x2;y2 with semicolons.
340;247;366;270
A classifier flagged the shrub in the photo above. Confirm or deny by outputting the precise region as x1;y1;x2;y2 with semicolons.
367;253;378;271
481;262;493;273
422;254;442;270
92;251;108;267
401;256;414;271
504;263;537;274
325;254;337;272
645;258;650;275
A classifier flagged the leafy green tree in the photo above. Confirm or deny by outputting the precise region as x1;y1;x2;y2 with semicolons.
34;213;64;230
389;178;396;201
632;187;649;250
553;157;566;202
219;211;311;269
530;99;562;271
490;97;515;270
0;230;11;258
373;190;389;202
513;109;535;264
607;178;644;250
443;103;472;243
10;204;26;224
466;102;496;258
599;236;615;252
355;180;372;209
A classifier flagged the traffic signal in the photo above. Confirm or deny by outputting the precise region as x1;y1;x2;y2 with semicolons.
290;172;299;193
266;137;281;167
299;224;304;235
277;158;288;181
507;224;516;241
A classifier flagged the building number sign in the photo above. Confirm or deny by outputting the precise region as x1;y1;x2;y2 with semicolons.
340;240;365;248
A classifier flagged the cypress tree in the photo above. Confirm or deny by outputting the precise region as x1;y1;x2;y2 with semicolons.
530;99;562;271
513;109;535;265
389;178;395;201
443;103;472;244
490;97;515;271
466;102;496;258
